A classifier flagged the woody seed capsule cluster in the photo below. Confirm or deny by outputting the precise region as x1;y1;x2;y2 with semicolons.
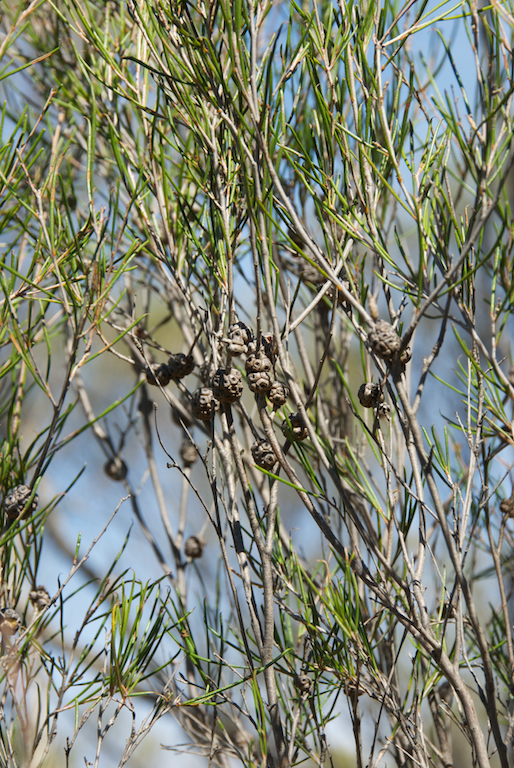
184;535;205;559
167;353;195;380
0;608;21;637
212;367;243;403
368;320;401;361
29;585;51;611
294;674;313;695
500;492;514;518
227;322;253;356
251;438;276;470
4;485;38;519
146;363;171;387
281;412;308;441
246;350;273;393
180;440;198;467
358;382;384;408
268;380;290;408
191;387;220;420
248;332;277;363
104;456;128;481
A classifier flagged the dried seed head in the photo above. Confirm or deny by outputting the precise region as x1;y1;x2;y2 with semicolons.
29;585;51;611
246;350;274;393
281;412;308;441
251;439;276;470
500;492;514;518
190;387;220;420
184;535;205;559
167;353;195;380
0;609;20;637
358;382;384;409
104;457;128;482
294;674;312;695
180;440;198;467
211;367;244;403
248;370;273;393
227;322;254;356
268;381;290;408
246;350;273;374
146;363;171;387
4;485;38;520
367;320;401;361
247;333;277;363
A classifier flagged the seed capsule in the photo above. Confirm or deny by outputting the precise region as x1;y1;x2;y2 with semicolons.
184;535;205;559
500;492;514;518
104;457;128;481
294;674;312;695
167;353;195;380
246;350;273;393
367;320;401;361
0;609;21;637
29;586;51;611
4;485;38;520
251;438;276;470
268;381;290;408
358;382;384;408
180;441;198;467
146;363;171;387
227;322;254;356
281;412;308;442
190;387;220;420
247;333;277;363
211;367;244;403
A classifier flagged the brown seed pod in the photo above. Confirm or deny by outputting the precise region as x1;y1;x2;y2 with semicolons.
146;363;171;387
246;350;274;393
180;440;198;467
251;438;276;470
268;381;290;408
500;492;514;518
190;387;220;420
4;485;38;520
358;382;384;409
293;674;312;695
248;370;273;393
248;333;277;363
367;320;401;361
0;608;21;637
29;585;51;611
281;412;308;441
227;322;254;356
212;367;244;403
104;457;128;482
167;353;195;380
184;535;205;559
